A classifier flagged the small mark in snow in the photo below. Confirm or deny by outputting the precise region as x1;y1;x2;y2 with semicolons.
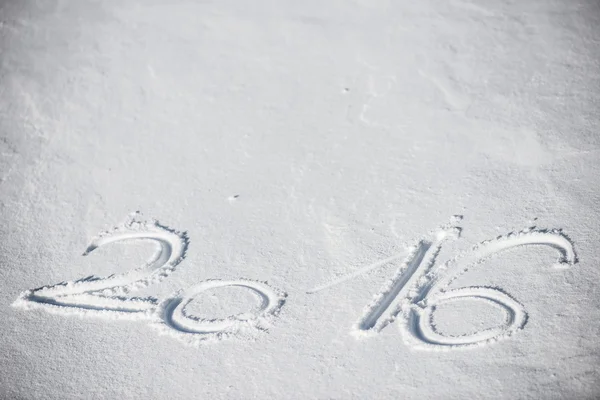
227;195;240;203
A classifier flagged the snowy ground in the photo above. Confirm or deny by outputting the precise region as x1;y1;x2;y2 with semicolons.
1;0;600;399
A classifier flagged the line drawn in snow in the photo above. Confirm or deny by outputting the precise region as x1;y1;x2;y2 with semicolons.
309;215;577;350
12;212;286;346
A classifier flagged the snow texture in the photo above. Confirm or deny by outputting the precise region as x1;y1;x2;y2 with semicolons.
1;0;600;398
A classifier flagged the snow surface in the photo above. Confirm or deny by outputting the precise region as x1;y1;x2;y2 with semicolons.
1;0;600;398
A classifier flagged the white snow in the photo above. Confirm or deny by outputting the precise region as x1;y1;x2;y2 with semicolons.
1;0;600;398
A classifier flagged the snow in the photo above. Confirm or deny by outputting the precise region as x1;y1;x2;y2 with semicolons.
1;0;600;398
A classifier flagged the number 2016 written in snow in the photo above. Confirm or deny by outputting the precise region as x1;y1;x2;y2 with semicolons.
13;213;576;350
